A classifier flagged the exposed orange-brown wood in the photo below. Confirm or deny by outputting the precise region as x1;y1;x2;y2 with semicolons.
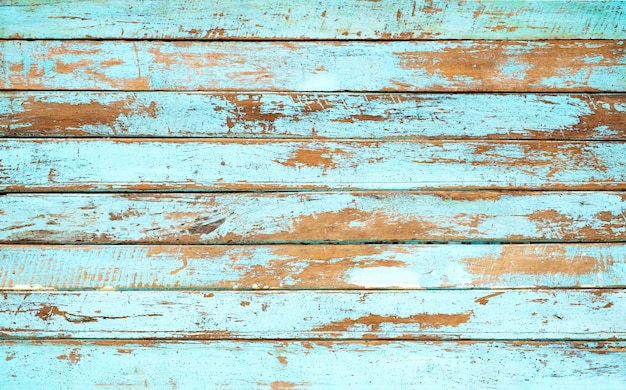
274;147;352;171
222;94;289;132
464;245;615;285
56;348;83;366
217;245;409;289
3;96;157;136
475;292;505;306
394;41;622;92
219;207;444;243
311;312;474;333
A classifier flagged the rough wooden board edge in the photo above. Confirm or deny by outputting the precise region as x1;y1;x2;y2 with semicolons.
2;92;624;140
1;289;624;340
2;191;625;243
1;0;624;40
1;243;624;290
2;139;625;191
2;340;626;389
2;40;624;92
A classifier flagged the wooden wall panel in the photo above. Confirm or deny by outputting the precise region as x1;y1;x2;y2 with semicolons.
1;0;623;40
2;244;624;290
2;0;625;387
2;140;625;191
2;92;624;140
1;192;624;244
2;41;625;92
3;341;626;389
2;290;625;339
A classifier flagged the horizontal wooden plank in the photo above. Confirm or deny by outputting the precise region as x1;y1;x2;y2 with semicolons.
2;40;624;92
2;192;624;244
1;290;624;339
2;92;625;139
2;244;625;290
1;0;624;40
3;340;626;389
2;140;625;191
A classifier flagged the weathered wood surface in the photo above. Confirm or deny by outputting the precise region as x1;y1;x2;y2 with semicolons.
3;1;625;386
2;290;624;339
2;92;625;140
2;192;624;244
2;140;625;191
3;340;625;389
1;0;624;40
2;244;624;290
2;41;625;92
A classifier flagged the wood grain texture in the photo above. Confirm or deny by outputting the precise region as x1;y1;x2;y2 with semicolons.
2;139;625;191
3;0;625;386
2;192;624;244
2;92;625;140
3;340;625;389
2;40;625;92
1;0;624;40
2;244;624;290
1;290;624;339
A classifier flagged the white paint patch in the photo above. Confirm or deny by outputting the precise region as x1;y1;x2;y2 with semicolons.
300;74;339;91
12;284;53;290
347;267;422;288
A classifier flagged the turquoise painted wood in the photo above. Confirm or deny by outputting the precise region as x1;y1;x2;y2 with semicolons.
2;140;625;191
2;192;624;244
2;244;624;290
2;40;625;92
2;92;624;140
2;290;624;339
3;340;625;389
2;0;625;386
1;0;624;40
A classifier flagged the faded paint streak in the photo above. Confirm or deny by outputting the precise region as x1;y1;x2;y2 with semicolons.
572;96;626;135
220;245;408;288
475;292;505;305
223;207;441;243
527;209;620;240
265;381;310;390
464;245;615;283
1;95;158;136
274;146;350;170
312;312;473;333
395;41;623;91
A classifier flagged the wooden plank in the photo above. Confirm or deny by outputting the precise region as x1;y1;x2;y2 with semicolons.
1;192;624;244
2;92;625;140
3;340;626;389
2;40;624;92
2;140;625;191
1;0;624;40
2;244;624;290
1;290;624;339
